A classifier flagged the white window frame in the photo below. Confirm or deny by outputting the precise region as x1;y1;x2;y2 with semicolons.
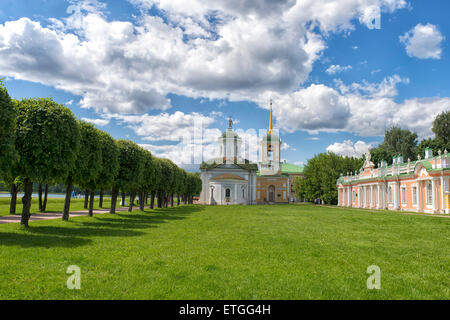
426;182;433;207
401;186;407;205
412;186;417;206
388;186;393;204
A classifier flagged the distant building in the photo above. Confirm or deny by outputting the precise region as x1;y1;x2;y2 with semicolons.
199;101;304;205
337;149;450;214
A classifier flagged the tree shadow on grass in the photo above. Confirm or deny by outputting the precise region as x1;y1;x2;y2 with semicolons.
0;232;92;248
81;205;205;230
0;205;204;248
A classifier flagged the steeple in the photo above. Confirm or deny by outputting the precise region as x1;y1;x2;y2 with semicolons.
268;99;273;134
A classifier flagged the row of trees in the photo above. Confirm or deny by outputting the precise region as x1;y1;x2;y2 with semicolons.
293;111;449;205
0;81;202;227
292;154;363;205
370;112;449;166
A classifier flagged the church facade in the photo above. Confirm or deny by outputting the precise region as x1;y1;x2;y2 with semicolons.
199;101;304;205
337;149;450;214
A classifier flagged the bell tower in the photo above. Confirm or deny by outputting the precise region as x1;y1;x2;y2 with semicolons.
260;100;281;175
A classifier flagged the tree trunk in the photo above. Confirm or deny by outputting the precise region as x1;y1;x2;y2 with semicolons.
84;189;89;209
171;194;174;207
121;191;126;206
62;179;73;221
139;191;145;211
177;194;180;206
20;179;33;227
110;187;119;214
128;190;136;212
88;190;95;217
42;184;49;211
157;192;162;208
164;193;168;208
9;184;18;215
99;190;104;208
150;192;155;209
38;183;43;212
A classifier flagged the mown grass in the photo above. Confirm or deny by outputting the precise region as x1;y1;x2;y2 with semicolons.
0;197;126;217
0;204;448;299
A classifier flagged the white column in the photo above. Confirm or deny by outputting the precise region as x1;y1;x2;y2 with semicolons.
432;179;436;213
347;187;352;207
440;176;444;213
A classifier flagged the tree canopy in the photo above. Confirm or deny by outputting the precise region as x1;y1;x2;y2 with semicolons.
0;81;17;178
293;153;363;204
15;98;80;226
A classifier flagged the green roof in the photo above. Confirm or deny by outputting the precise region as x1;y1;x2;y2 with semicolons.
281;162;304;174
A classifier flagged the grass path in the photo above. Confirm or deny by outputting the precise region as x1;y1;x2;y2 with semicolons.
0;204;448;299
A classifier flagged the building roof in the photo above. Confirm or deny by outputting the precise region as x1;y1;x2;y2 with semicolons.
211;173;246;181
281;162;304;174
256;162;304;176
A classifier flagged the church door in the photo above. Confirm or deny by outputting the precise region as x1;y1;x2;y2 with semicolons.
225;188;231;203
268;186;275;202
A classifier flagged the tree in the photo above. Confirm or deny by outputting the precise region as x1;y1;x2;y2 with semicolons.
149;158;162;209
62;121;101;220
378;126;418;164
432;111;449;147
293;153;363;204
110;140;144;214
369;145;391;167
0;81;17;179
137;149;154;212
95;131;119;209
15;98;80;227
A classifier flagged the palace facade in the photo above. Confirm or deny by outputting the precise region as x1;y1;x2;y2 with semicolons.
199;102;304;205
337;149;450;214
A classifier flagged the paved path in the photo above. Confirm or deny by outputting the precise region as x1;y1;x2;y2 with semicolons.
0;206;148;224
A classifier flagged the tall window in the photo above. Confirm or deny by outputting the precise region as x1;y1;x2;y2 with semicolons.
426;183;433;206
412;186;417;205
352;191;355;203
401;187;406;205
226;188;231;198
388;186;393;204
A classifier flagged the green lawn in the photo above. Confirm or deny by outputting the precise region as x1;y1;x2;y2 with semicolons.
0;197;126;217
0;204;448;299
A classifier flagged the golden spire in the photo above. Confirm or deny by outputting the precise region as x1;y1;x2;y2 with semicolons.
268;99;273;134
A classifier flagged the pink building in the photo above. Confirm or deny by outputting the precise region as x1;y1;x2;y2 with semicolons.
337;148;450;214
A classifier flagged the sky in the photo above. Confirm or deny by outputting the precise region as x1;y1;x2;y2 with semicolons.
0;0;449;169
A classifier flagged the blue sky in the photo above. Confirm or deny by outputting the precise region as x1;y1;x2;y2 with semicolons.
0;0;449;168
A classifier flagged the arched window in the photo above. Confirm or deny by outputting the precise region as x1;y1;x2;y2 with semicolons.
226;188;231;198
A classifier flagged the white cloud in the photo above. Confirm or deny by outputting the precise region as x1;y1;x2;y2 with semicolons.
260;75;449;138
327;140;372;158
0;0;407;114
400;23;445;59
326;64;352;75
81;117;110;126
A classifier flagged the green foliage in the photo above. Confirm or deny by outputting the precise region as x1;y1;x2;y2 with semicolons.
370;145;391;167
15;98;80;183
113;140;145;192
0;81;17;177
73;121;102;190
377;126;418;164
138;149;154;193
294;153;363;204
432;111;449;146
95;130;119;191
